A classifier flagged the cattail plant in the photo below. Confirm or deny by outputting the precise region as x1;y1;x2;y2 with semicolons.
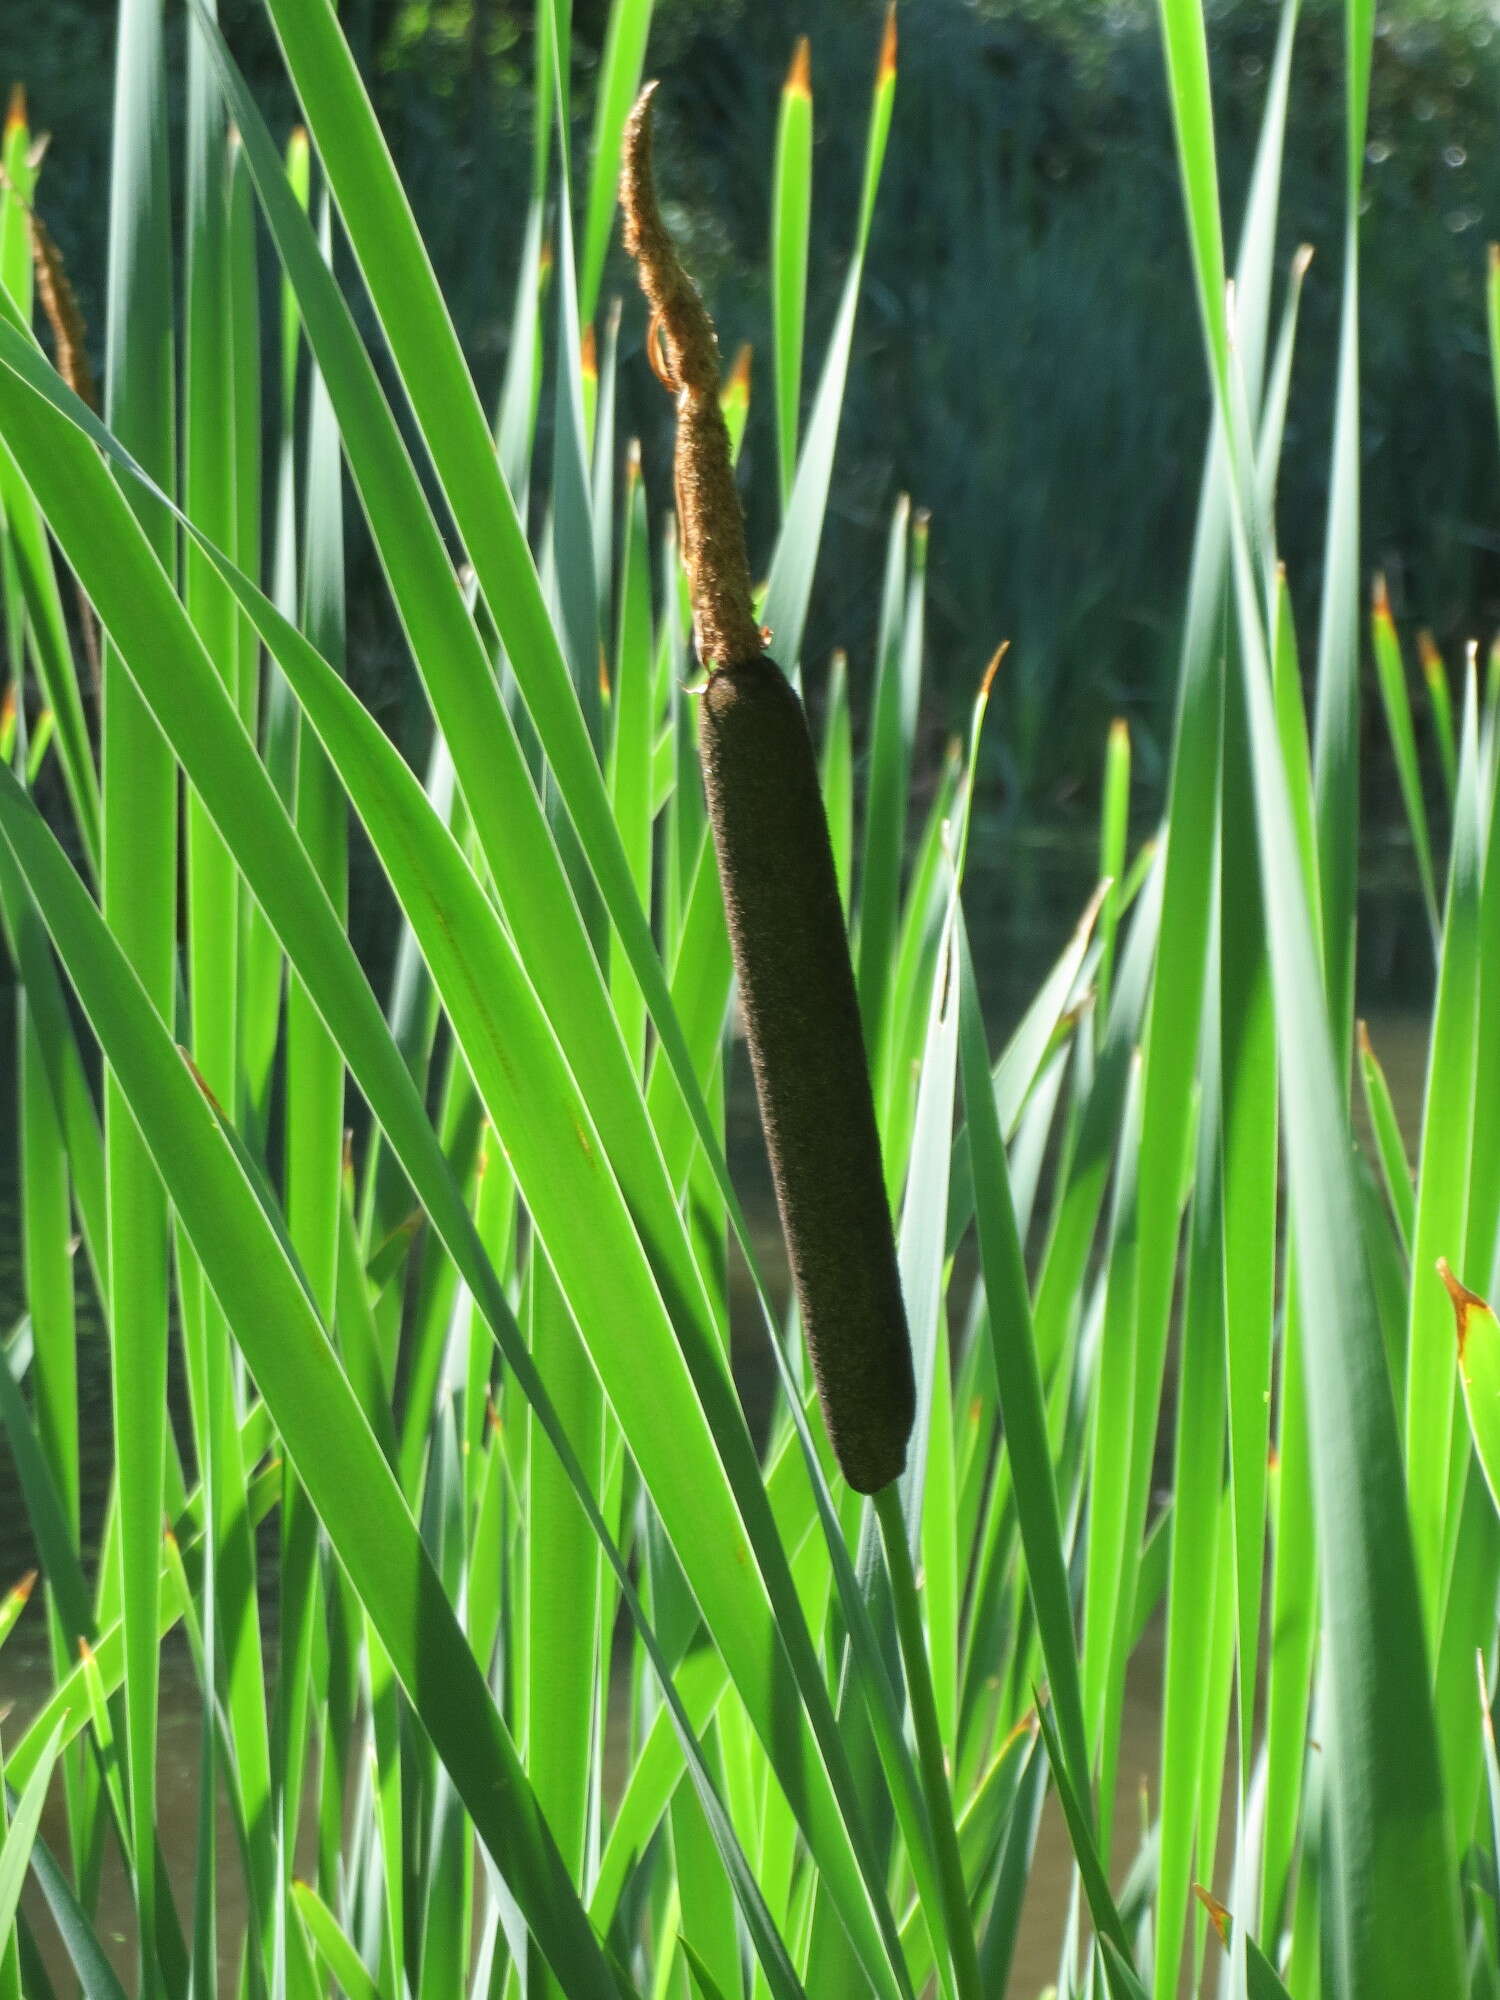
621;84;914;1496
0;5;1497;1999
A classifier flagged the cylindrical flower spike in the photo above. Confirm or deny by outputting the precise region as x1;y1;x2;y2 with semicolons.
622;86;915;1494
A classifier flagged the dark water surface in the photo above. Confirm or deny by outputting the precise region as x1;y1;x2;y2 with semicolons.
0;821;1436;1993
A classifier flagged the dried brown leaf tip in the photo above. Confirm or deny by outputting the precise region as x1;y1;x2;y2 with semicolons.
5;83;26;134
980;639;1009;702
1193;1885;1232;1949
725;340;752;403
878;2;898;83
620;84;762;671
1437;1257;1490;1366
1372;571;1392;624
786;36;812;98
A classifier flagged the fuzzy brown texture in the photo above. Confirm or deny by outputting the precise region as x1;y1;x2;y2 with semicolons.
29;212;96;415
699;659;916;1493
620;85;763;671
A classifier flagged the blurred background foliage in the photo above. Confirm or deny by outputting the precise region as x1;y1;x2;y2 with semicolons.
3;0;1499;804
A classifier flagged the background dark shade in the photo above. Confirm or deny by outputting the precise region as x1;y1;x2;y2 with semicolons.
3;0;1497;810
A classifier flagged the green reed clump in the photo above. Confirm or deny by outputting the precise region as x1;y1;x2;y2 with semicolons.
0;5;1497;1999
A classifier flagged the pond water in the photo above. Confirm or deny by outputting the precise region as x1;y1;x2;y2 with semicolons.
0;820;1436;1994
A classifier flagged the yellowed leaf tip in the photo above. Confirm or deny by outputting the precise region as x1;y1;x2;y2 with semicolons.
289;124;309;154
1267;1442;1281;1472
1417;628;1443;675
1077;875;1113;941
1437;1257;1490;1366
1056;991;1097;1036
1108;716;1129;754
10;1568;37;1605
0;684;14;729
786;35;812;99
1193;1885;1232;1948
1292;242;1314;280
1356;1017;1374;1062
599;646;611;701
78;1635;94;1664
727;340;752;399
1371;572;1391;622
980;639;1010;702
5;83;25;134
342;1127;355;1175
1490;241;1500;277
626;435;642;478
1001;1710;1038;1755
580;321;597;379
878;3;898;84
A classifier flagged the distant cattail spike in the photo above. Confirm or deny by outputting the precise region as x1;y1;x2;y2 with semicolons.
29;208;96;413
26;205;106;692
623;82;914;1492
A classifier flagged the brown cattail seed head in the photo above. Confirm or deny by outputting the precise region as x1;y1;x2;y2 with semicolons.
621;83;915;1491
699;659;916;1492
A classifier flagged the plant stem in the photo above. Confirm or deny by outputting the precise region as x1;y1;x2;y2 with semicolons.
875;1481;983;2000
